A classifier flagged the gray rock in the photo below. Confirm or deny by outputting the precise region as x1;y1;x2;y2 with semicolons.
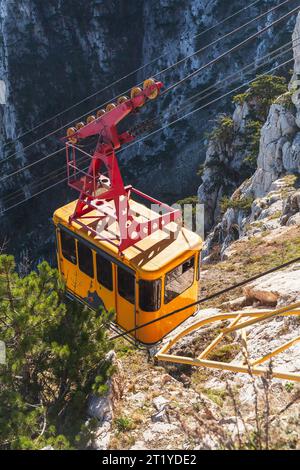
88;392;113;423
287;212;300;226
282;189;300;224
128;392;146;408
130;441;147;450
151;409;168;423
142;423;178;443
153;395;169;412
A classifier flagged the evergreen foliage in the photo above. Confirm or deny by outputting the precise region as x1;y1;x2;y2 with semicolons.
220;195;254;214
0;255;114;449
207;114;235;145
242;120;262;171
232;75;287;121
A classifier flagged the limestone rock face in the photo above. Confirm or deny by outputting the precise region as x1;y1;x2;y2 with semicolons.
282;189;300;224
204;175;299;260
197;100;251;233
201;12;300;257
292;9;300;82
199;97;300;237
248;106;299;199
88;393;113;423
197;141;226;232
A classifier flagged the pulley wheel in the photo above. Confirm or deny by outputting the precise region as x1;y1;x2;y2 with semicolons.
106;103;117;112
86;115;96;124
130;87;144;107
143;78;158;99
117;96;129;105
97;109;106;118
67;127;77;144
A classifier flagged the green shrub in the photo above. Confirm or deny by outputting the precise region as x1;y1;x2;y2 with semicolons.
220;195;254;214
207;343;241;363
233;75;287;121
0;255;114;449
207;114;235;145
176;195;199;205
242;120;263;170
114;416;132;432
201;388;228;407
285;382;295;393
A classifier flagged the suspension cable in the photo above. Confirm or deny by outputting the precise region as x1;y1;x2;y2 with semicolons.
1;36;296;185
163;3;300;94
1;152;91;208
110;256;300;341
122;37;300;141
118;55;296;155
0;176;70;215
0;141;95;206
0;0;293;168
2;0;262;150
155;0;293;81
0;148;65;182
1;53;295;216
179;39;299;112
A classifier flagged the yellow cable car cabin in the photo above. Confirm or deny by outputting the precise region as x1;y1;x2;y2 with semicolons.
53;198;202;345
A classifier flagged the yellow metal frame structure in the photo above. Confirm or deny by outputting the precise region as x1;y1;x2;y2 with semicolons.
155;301;300;382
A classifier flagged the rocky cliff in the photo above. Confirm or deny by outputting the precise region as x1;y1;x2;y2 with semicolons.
200;10;300;259
0;0;298;260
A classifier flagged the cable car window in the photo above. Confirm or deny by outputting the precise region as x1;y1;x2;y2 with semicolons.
164;256;195;304
77;241;94;278
96;253;113;291
117;266;135;304
60;230;76;265
139;279;161;312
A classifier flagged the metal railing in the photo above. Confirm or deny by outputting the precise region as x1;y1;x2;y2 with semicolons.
155;302;300;382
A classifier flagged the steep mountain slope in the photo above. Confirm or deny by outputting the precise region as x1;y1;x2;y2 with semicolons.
0;0;298;260
89;228;300;450
200;10;300;258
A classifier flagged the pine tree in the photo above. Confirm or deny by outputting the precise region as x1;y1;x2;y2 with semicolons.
0;255;114;449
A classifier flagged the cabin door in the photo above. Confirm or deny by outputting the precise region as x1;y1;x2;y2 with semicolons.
94;251;116;312
115;264;136;337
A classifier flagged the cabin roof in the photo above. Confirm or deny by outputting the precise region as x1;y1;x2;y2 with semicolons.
53;199;202;273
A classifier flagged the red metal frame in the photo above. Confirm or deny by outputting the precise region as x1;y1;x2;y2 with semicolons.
65;81;181;253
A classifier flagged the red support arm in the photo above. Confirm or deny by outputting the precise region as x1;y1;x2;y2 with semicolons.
66;81;163;148
64;79;181;253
